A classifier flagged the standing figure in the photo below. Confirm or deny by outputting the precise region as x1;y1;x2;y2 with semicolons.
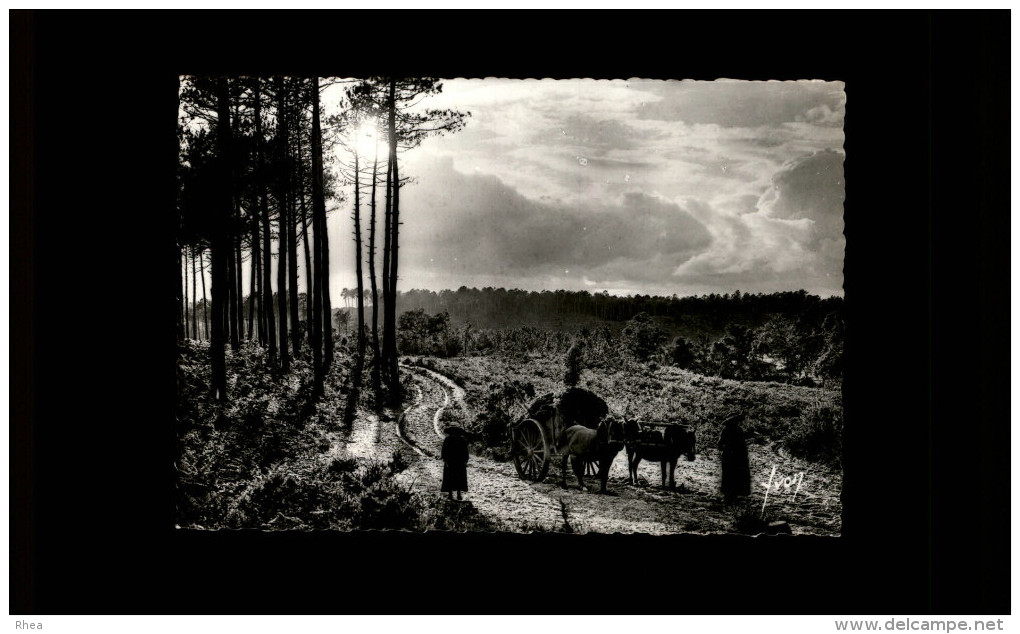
441;426;469;501
718;413;751;503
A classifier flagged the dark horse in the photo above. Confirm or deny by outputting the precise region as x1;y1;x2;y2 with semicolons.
624;420;696;489
556;418;626;493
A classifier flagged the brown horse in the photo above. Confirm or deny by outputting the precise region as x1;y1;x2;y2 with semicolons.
624;420;696;489
556;418;626;493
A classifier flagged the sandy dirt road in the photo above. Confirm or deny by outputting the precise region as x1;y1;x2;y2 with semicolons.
332;365;841;535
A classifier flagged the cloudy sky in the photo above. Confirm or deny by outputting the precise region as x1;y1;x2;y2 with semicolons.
325;78;845;299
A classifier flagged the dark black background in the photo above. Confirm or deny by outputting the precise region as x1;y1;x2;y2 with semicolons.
11;10;1009;615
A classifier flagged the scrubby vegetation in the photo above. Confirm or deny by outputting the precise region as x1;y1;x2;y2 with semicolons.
394;295;844;388
179;304;842;531
421;349;842;467
175;340;494;531
178;285;843;533
783;402;843;467
730;501;782;535
396;309;463;358
393;292;844;476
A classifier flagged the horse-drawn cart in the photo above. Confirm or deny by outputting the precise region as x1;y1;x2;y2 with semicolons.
509;388;611;482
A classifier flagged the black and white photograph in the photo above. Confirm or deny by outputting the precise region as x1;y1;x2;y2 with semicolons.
14;9;1013;622
175;77;845;535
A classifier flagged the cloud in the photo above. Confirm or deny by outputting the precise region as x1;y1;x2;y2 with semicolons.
401;79;844;211
418;79;659;125
757;149;845;245
325;78;846;298
398;157;713;291
530;113;658;153
671;149;845;295
797;103;843;126
634;79;846;128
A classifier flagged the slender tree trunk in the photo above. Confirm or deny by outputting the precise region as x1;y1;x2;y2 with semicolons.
298;119;313;339
301;211;313;332
210;77;232;401
223;102;237;350
285;79;301;355
224;240;234;346
278;203;290;372
322;233;334;372
191;244;198;340
381;134;393;387
248;208;258;340
387;156;401;397
383;78;400;402
313;197;325;384
229;99;243;349
183;245;190;339
288;190;300;356
253;206;264;343
382;156;392;308
368;138;382;402
309;77;326;396
177;245;185;344
275;77;290;373
235;231;244;342
175;77;184;346
200;249;208;342
318;99;334;373
353;151;366;381
255;78;277;365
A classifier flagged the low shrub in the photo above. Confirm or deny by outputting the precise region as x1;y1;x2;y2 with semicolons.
621;312;668;362
468;378;535;461
388;450;409;475
784;402;843;466
359;483;425;530
731;501;779;535
397;309;462;358
563;340;584;387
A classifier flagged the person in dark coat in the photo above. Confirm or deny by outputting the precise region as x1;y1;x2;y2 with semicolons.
441;426;469;501
718;413;751;504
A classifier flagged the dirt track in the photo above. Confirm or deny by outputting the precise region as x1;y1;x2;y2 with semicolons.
334;364;842;535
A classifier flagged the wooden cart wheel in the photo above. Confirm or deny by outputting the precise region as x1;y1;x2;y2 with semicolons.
512;419;550;482
584;458;600;477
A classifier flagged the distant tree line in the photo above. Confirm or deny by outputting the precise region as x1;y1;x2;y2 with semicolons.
393;286;842;335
